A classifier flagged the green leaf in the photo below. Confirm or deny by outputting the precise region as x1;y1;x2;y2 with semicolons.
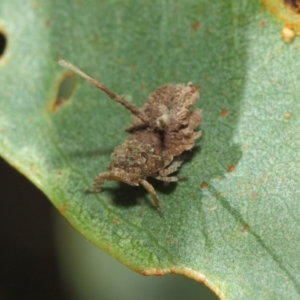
1;1;300;299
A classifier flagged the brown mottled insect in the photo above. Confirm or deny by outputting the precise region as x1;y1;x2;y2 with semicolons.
58;58;202;217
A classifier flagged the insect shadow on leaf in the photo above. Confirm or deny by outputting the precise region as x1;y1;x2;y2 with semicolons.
58;58;202;217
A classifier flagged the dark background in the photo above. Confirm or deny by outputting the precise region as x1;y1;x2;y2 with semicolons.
0;157;70;299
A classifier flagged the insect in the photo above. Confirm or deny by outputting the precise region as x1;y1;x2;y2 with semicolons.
58;58;202;217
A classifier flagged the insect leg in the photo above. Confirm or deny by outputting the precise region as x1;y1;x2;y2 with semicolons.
139;179;164;217
155;175;179;182
86;172;113;193
159;159;183;177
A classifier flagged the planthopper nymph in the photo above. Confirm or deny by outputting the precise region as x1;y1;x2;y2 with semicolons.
58;58;202;217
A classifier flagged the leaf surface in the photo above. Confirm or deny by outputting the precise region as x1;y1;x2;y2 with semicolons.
1;1;300;299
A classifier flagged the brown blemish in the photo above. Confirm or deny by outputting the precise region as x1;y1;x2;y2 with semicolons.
228;165;235;172
194;85;201;92
261;20;267;27
166;239;174;244
112;218;119;224
252;193;258;198
192;21;200;30
240;223;249;233
201;182;208;189
237;15;243;26
221;109;228;116
271;5;279;14
263;0;300;41
284;112;291;119
50;72;76;112
140;83;146;90
60;204;67;212
45;19;52;27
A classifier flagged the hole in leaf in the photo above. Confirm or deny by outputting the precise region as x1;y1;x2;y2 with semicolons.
283;0;300;13
0;31;6;58
52;73;76;112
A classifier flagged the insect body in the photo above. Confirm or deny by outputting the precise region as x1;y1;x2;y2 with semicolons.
58;58;202;217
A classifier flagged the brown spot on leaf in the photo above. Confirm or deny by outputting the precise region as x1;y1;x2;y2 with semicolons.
263;0;300;40
261;20;267;27
192;21;200;30
228;165;235;172
112;218;119;224
252;193;258;198
60;204;67;212
45;19;52;27
237;15;243;26
240;223;249;233
50;72;76;112
201;182;208;189
221;109;228;116
140;83;146;90
284;112;291;119
194;85;201;92
271;5;279;14
263;0;268;7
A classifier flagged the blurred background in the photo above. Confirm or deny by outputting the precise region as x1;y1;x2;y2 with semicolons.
0;157;219;300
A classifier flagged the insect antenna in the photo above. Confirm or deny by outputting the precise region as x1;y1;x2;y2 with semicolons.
58;58;149;124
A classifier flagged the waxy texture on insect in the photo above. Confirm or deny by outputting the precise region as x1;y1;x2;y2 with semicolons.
58;58;202;217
